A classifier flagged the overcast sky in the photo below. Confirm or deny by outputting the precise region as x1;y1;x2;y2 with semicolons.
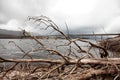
0;0;120;34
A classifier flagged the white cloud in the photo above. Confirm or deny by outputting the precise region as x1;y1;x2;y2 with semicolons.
89;0;120;25
0;19;22;31
0;0;120;33
48;0;98;28
105;17;120;33
0;13;9;24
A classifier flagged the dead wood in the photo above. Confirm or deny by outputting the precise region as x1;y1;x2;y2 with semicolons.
99;36;120;52
1;16;120;79
40;63;65;79
66;68;117;80
1;58;120;65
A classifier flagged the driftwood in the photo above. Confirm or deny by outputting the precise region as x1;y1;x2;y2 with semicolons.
0;16;120;79
99;36;120;52
66;68;117;80
1;58;120;65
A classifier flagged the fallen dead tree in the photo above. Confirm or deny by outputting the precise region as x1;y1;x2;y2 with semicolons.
1;58;120;65
0;15;120;80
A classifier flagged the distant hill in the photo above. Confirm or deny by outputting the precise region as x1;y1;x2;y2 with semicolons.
0;29;41;39
0;29;23;38
0;29;119;39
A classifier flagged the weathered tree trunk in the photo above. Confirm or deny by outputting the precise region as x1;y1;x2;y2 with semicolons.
1;58;120;65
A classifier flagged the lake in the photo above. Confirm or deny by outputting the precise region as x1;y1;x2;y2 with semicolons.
0;38;116;60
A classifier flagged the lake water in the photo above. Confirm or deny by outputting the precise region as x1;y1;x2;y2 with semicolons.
0;38;116;60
